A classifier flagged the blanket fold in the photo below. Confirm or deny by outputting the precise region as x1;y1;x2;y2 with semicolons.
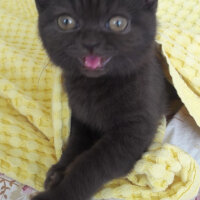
0;0;200;199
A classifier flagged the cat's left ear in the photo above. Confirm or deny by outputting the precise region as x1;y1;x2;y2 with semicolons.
144;0;158;11
35;0;51;13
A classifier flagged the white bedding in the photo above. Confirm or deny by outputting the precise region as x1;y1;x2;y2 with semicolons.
164;106;200;166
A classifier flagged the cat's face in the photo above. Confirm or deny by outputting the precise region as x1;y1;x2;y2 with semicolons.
36;0;158;78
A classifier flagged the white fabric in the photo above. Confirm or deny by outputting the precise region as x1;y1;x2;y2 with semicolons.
164;106;200;166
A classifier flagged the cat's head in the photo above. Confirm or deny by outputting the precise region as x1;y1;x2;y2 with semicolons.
35;0;158;78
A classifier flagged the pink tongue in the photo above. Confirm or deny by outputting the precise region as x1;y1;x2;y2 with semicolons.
84;56;102;69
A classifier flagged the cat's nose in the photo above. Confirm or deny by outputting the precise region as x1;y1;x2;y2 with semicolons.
82;42;101;52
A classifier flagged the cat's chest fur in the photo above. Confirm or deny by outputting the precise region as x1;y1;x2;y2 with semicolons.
64;74;138;131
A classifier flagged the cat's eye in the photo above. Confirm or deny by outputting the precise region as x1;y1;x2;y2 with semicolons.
108;16;128;32
58;15;77;31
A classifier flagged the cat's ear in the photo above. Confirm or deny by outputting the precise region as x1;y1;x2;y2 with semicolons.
144;0;158;11
35;0;51;13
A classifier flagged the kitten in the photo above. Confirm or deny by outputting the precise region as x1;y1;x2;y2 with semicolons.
32;0;166;199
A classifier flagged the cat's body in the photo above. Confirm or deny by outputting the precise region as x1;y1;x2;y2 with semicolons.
65;58;164;134
32;0;167;200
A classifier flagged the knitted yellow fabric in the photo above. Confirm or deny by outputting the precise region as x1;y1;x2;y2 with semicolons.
0;0;71;189
156;0;200;127
0;0;200;200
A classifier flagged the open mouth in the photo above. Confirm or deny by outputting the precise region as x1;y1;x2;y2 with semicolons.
80;55;111;71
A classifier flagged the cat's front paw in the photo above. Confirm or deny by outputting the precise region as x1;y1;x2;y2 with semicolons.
30;187;68;200
44;164;65;190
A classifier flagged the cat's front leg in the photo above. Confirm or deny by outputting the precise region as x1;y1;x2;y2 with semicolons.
44;116;97;190
31;119;156;200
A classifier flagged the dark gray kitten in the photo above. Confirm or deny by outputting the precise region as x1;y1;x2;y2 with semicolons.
32;0;166;200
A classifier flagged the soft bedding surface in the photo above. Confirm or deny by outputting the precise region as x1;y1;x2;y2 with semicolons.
164;107;200;166
0;175;199;200
1;107;200;200
1;0;200;199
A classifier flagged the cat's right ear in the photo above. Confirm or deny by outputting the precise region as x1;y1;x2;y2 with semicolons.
143;0;158;11
35;0;50;13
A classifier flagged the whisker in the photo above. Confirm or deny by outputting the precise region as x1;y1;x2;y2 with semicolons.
37;59;50;87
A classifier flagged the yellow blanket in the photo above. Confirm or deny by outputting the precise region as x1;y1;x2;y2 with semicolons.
0;0;200;199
